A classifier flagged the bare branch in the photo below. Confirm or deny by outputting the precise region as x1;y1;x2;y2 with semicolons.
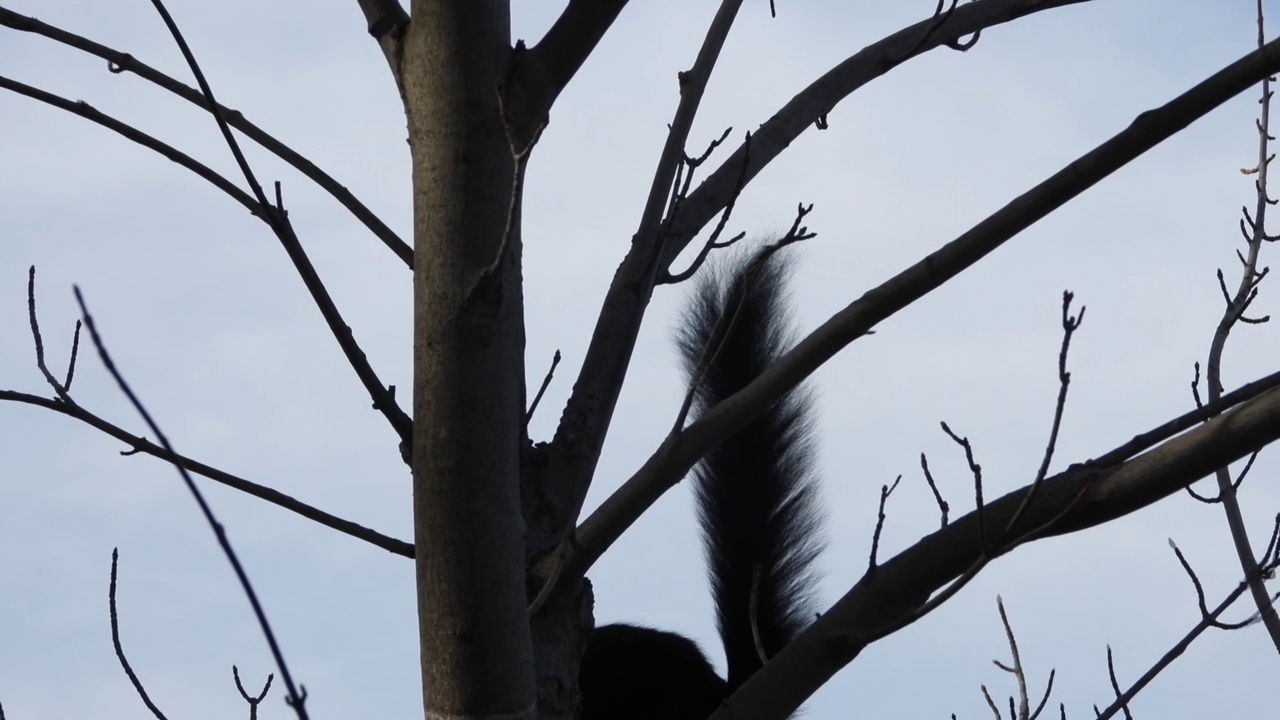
660;0;1095;267
15;269;413;558
0;77;411;444
0;75;258;210
530;0;630;101
1001;292;1084;544
661;131;758;286
0;5;413;268
353;0;409;89
867;475;902;572
1090;535;1277;720
525;349;562;429
1034;291;1085;484
980;601;1057;720
941;422;987;553
0;387;413;557
1197;0;1280;650
714;382;1280;720
27;266;75;403
1099;646;1134;720
920;453;950;527
232;665;273;720
109;550;170;720
135;2;412;449
991;597;1031;720
546;2;1077;550
557;34;1280;591
543;0;749;537
76;281;310;719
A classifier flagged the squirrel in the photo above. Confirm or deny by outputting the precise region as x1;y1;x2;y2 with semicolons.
580;244;824;720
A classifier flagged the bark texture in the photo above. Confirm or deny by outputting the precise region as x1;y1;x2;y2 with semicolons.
403;3;535;717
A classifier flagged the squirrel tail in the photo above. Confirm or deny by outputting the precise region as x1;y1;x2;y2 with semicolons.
677;246;824;690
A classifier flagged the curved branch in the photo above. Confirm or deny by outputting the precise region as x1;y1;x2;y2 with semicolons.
0;77;412;448
558;31;1280;586
109;550;170;720
530;0;630;102
75;275;308;717
1198;0;1280;650
146;0;413;453
543;0;1094;539
0;389;413;558
0;5;413;268
0;74;257;209
723;383;1280;720
545;0;747;532
353;0;409;95
661;0;1094;266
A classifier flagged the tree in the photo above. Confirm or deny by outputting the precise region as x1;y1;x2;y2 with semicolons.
3;1;1280;718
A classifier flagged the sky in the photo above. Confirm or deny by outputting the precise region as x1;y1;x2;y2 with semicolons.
2;1;1279;718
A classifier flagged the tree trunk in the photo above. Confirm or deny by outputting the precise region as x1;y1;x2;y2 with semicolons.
403;3;535;716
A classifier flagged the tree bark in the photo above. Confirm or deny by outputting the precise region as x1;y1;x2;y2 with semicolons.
403;3;535;717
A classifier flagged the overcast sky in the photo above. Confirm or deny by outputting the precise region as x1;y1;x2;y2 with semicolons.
3;1;1279;718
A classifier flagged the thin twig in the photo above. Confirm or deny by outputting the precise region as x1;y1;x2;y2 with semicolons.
941;422;985;553
1;387;412;557
76;285;309;719
868;475;902;572
109;549;170;720
232;665;273;720
0;6;412;267
920;453;950;527
525;350;562;428
157;0;410;451
2;75;410;448
1195;0;1280;650
1002;291;1084;541
1092;537;1280;720
20;269;411;555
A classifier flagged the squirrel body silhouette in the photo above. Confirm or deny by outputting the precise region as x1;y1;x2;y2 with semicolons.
580;247;823;720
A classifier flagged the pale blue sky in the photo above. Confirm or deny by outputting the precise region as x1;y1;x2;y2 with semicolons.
2;2;1278;718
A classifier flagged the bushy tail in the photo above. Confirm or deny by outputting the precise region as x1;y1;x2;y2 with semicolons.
676;247;824;690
